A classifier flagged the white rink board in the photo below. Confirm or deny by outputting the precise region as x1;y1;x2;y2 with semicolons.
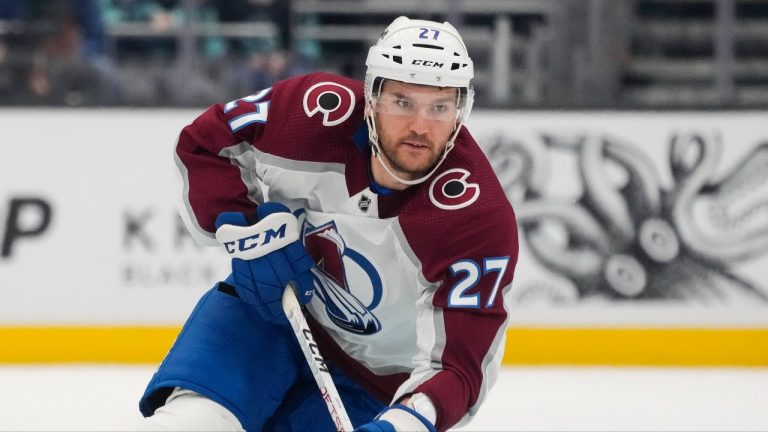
468;111;768;326
0;109;229;325
1;109;767;326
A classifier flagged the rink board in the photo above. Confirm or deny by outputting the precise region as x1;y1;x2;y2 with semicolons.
1;109;767;364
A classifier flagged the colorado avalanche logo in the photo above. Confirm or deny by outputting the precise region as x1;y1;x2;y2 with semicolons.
429;168;480;210
303;221;382;335
303;82;356;127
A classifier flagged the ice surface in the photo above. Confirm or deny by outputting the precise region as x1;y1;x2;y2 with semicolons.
1;365;766;431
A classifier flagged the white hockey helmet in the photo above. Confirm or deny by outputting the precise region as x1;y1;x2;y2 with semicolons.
364;16;475;185
365;16;474;120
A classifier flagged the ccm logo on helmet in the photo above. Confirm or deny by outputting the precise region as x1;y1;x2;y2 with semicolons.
303;81;356;127
412;60;444;68
429;168;480;210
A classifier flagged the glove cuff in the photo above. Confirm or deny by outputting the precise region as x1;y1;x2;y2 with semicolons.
377;404;436;432
405;393;437;425
215;212;299;260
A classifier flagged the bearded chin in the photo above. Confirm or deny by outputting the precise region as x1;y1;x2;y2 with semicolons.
381;146;438;179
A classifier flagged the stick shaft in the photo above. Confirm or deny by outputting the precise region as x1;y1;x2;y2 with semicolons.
282;284;354;432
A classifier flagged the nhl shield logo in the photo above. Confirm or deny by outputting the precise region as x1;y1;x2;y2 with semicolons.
358;194;372;213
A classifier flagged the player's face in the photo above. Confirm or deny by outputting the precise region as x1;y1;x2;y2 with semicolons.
373;80;459;182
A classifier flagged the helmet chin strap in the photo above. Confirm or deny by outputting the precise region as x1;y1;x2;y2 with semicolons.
365;106;461;187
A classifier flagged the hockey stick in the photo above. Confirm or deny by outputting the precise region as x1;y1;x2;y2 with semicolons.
282;283;354;432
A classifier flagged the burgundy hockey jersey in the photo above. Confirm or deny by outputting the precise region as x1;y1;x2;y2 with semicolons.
175;72;518;431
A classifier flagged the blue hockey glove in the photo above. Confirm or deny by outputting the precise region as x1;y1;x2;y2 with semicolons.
214;202;315;324
355;404;436;432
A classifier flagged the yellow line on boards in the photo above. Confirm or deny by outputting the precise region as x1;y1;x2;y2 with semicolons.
1;326;767;365
0;327;181;364
503;328;768;366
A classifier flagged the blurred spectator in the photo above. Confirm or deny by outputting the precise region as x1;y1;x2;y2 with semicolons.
101;0;181;64
0;0;319;106
1;1;125;105
205;0;322;100
0;36;15;101
0;1;25;21
207;0;283;53
222;49;316;99
0;1;27;102
183;0;318;103
99;0;185;104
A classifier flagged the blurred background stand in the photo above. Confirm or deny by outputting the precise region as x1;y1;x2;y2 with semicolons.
0;0;767;108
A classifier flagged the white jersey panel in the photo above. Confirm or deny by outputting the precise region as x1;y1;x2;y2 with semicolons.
303;209;422;374
250;148;427;374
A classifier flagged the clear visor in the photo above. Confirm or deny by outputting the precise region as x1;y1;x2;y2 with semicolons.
372;89;465;123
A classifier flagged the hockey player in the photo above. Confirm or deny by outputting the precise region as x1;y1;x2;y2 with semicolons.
139;16;518;432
